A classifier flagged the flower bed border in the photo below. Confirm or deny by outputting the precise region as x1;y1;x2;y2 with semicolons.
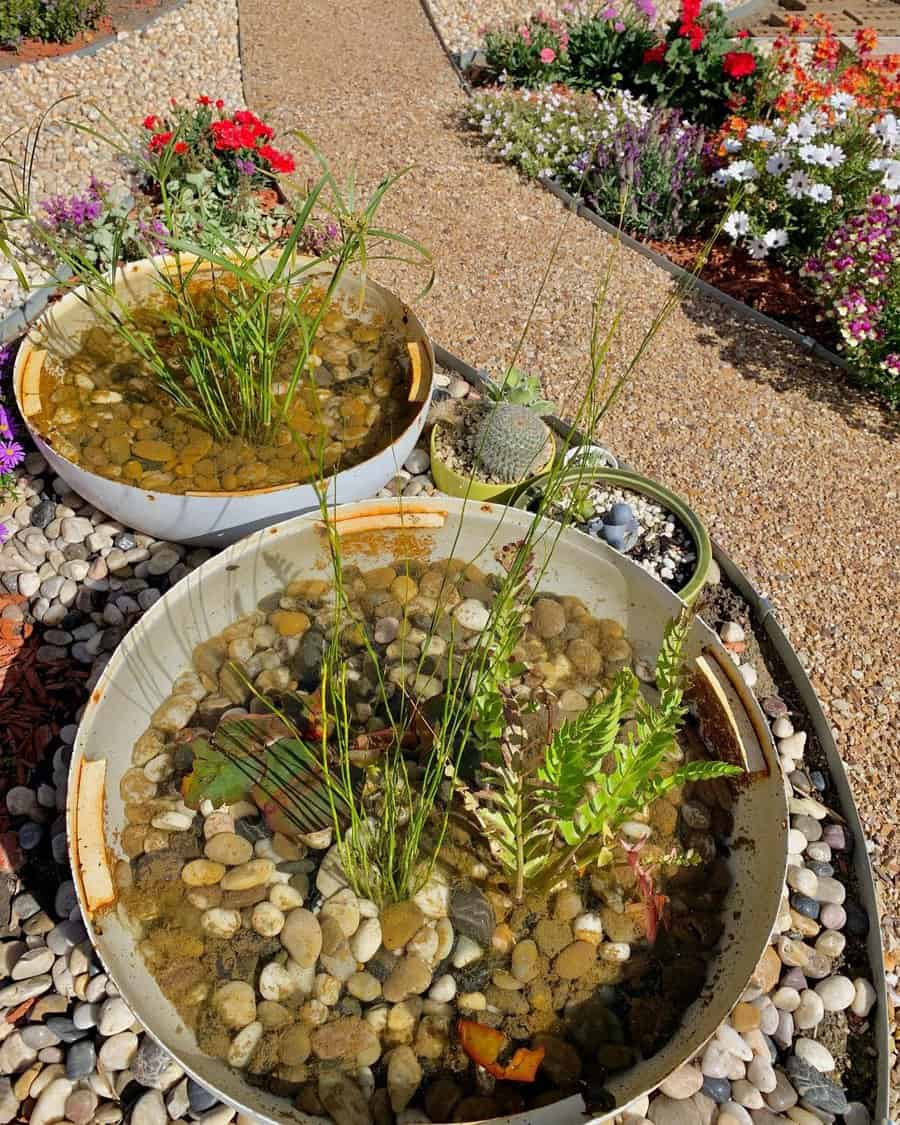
0;0;190;70
434;340;891;1121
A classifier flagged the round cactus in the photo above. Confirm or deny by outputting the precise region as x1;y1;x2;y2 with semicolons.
473;403;553;483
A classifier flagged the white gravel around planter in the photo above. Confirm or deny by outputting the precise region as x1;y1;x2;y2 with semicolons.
0;0;243;322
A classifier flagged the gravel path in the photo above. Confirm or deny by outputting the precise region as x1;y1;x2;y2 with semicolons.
238;0;899;943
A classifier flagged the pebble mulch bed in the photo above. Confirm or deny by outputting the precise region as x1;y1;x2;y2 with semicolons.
0;359;883;1124
0;0;243;327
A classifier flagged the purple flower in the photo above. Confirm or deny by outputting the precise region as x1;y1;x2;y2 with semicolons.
0;439;24;472
635;0;656;19
0;523;8;544
0;405;14;437
235;157;256;176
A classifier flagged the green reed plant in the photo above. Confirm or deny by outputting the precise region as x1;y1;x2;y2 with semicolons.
0;105;433;447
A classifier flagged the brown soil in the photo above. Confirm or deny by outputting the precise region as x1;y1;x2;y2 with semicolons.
0;0;177;68
642;234;837;346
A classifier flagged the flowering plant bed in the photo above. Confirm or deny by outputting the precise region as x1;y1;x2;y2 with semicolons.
462;12;900;406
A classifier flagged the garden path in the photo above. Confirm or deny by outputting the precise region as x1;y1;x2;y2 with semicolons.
238;0;900;932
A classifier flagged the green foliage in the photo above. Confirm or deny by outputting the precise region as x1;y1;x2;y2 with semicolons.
564;15;657;91
180;737;252;809
461;612;742;900
483;12;570;88
0;0;105;47
487;366;555;415
542;668;638;840
461;736;557;902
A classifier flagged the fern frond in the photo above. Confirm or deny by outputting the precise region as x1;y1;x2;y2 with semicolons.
654;608;691;702
540;668;638;824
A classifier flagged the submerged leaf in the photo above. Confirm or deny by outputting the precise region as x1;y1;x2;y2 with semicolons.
180;738;253;809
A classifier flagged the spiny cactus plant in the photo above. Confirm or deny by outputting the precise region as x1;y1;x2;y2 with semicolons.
474;403;553;483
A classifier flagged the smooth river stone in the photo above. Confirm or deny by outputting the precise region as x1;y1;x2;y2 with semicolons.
280;909;322;968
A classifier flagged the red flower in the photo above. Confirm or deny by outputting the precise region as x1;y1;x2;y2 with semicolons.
681;0;701;24
736;28;750;38
723;50;757;78
687;22;705;49
174;141;188;154
197;95;211;105
215;99;224;109
643;42;667;64
149;131;173;152
142;115;159;130
257;145;295;174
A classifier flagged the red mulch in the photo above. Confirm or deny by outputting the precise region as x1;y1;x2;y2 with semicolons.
0;594;89;870
643;234;837;346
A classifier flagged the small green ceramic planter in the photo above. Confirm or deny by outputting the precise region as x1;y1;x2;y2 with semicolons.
429;420;556;502
514;464;713;604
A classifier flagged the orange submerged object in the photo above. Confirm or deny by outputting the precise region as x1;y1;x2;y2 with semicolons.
457;1019;545;1083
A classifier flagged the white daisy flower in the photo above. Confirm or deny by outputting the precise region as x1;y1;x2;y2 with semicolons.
787;115;817;143
764;228;788;249
723;210;750;239
747;237;768;260
806;182;833;203
882;160;900;191
725;160;757;183
723;137;743;154
798;144;826;166
765;153;790;175
786;171;811;198
828;92;855;112
712;168;729;187
746;125;776;143
820;144;846;169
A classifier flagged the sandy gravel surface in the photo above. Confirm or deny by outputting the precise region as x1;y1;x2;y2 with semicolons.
239;0;899;969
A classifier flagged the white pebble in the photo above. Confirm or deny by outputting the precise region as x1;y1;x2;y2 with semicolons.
814;875;846;905
150;810;193;832
739;664;758;688
772;716;794;738
787;829;808;854
451;935;483;968
599;942;630;963
795;989;825;1030
716;1023;753;1061
259;963;295;1003
427;974;456;1003
202;909;242;938
851;978;877;1018
772;987;801;1012
795;1037;834;1071
814;930;846;959
718;1102;752;1125
228;1020;262;1069
814;974;856;1012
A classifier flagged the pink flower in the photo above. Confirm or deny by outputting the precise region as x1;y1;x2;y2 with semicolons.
539;47;556;63
518;24;530;41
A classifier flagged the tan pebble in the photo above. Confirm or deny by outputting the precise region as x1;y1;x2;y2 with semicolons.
182;859;226;887
212;981;257;1029
221;858;275;891
280;1023;312;1065
203;810;236;838
553;890;583;922
252;902;285;937
731;1001;761;1032
554;941;596;979
270;610;311;637
204;833;253;866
